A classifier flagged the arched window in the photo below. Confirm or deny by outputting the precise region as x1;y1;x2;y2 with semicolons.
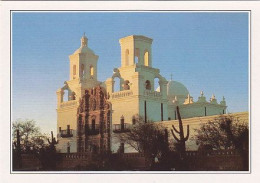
123;80;130;90
63;89;69;102
134;48;140;63
69;92;76;101
154;78;160;91
144;51;149;66
67;142;70;153
90;65;94;77
73;65;76;76
132;117;136;125
125;49;129;66
120;116;125;130
145;80;151;90
91;118;96;130
81;64;85;78
113;77;121;92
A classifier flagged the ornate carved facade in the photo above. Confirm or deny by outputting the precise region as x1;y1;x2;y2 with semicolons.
77;86;111;153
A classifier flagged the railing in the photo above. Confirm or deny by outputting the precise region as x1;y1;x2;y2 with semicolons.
113;123;131;133
86;124;100;135
60;100;77;108
184;150;240;157
60;153;90;159
111;90;133;99
143;90;162;97
60;129;73;138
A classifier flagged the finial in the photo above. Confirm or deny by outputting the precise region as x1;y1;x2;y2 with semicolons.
81;33;88;47
222;96;225;101
173;96;178;104
200;91;204;96
170;74;173;81
211;94;215;99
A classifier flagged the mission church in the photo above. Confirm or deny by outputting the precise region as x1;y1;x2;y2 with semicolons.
56;34;227;153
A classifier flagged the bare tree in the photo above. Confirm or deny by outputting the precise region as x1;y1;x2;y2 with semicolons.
194;115;249;170
12;119;47;152
194;115;248;150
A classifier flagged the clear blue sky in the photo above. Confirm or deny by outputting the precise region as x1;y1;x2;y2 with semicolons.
12;12;249;134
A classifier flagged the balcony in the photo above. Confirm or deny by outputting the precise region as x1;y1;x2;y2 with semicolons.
60;129;73;138
143;90;162;98
113;123;131;133
60;100;77;108
111;90;133;99
86;124;100;135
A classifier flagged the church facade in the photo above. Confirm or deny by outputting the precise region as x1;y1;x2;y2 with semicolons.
56;34;227;153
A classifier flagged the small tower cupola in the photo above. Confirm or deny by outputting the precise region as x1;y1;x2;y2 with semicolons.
210;94;218;104
184;94;194;104
197;90;207;103
69;34;99;81
220;96;226;106
81;33;88;47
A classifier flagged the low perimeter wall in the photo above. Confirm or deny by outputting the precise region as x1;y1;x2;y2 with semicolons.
13;149;247;171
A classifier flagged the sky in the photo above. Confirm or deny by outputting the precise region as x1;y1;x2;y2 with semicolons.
12;12;249;134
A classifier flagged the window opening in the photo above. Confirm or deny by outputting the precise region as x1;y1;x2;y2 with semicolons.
134;48;140;63
90;65;94;76
125;49;129;66
144;51;149;66
113;77;121;92
145;80;151;90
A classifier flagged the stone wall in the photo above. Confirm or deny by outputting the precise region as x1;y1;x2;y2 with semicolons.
184;150;245;171
160;111;249;150
13;150;246;171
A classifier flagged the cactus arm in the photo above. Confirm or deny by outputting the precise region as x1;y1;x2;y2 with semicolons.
51;131;54;140
176;106;184;139
176;106;181;120
171;129;181;142
172;125;180;134
184;125;190;141
48;138;51;144
53;137;58;144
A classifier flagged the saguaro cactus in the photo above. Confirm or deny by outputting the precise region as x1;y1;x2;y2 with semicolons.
16;129;21;152
171;106;189;156
48;131;58;150
16;129;22;168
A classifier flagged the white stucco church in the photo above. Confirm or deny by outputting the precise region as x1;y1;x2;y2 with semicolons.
56;34;227;153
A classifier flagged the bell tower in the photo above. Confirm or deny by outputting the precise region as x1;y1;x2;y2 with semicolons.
106;35;168;153
56;34;100;153
119;35;153;67
69;33;98;81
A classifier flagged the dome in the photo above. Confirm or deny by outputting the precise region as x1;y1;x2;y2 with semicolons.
156;80;189;98
167;80;189;97
73;34;95;55
73;46;95;55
